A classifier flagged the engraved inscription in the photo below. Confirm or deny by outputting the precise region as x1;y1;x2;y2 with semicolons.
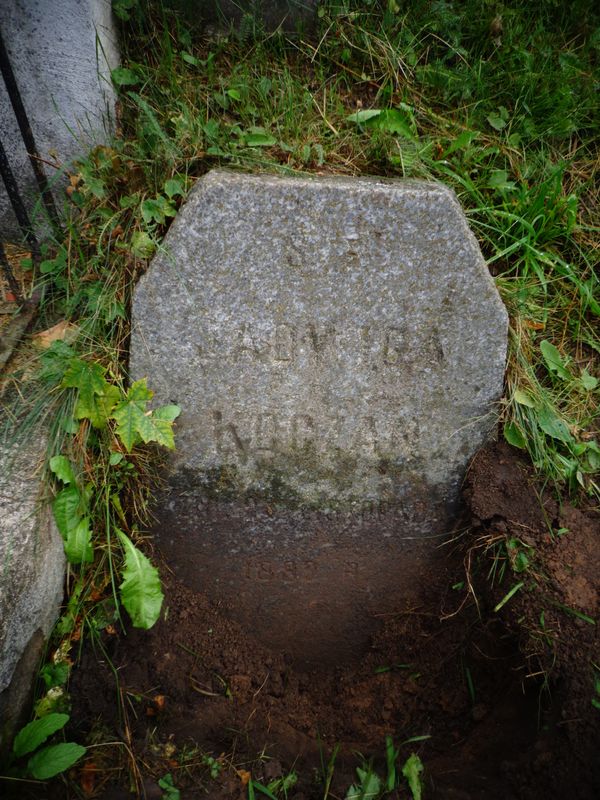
194;320;446;369
211;409;419;467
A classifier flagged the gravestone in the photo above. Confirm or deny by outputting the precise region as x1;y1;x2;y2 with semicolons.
131;170;507;663
0;0;119;237
0;433;65;749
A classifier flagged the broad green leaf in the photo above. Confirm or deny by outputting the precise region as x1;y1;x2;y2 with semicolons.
181;51;200;66
486;112;507;131
537;407;574;444
345;767;381;799
371;105;416;138
64;518;94;564
49;456;75;485
13;714;69;758
164;178;185;199
134;413;177;449
153;404;181;422
585;441;600;470
347;109;382;124
40;662;69;689
540;340;570;380
118;532;164;629
27;742;86;780
111;67;139;87
62;359;117;428
130;230;156;259
39;341;75;383
402;754;424;800
245;132;276;147
441;129;479;158
513;550;530;573
227;88;242;101
52;487;82;538
111;379;153;451
514;388;536;408
580;369;598;390
109;452;124;466
504;422;526;449
112;380;176;451
488;169;516;191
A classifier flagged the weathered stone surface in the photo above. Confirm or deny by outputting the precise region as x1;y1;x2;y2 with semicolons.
131;170;507;662
0;0;119;237
0;434;65;748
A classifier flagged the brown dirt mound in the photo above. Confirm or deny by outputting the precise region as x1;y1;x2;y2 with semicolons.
6;442;599;799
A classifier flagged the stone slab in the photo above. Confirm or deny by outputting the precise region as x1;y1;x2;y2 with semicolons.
130;170;508;662
0;432;65;748
0;0;119;237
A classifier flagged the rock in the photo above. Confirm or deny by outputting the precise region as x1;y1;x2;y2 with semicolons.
0;0;119;237
0;433;65;750
130;170;507;663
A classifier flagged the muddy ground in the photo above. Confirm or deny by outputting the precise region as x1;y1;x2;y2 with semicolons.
7;442;600;799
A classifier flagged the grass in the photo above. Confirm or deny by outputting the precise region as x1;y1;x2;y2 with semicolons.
0;0;598;793
102;0;599;498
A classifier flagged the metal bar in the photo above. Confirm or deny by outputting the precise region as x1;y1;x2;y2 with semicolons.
0;23;61;232
0;135;40;259
0;239;23;304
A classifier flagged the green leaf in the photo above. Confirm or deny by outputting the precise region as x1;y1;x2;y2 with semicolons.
112;380;177;451
345;767;382;799
580;369;598;391
486;112;507;131
39;341;75;384
402;754;424;800
441;129;479;158
347;109;382;124
514;388;536;408
52;487;82;539
40;662;69;689
153;404;181;422
537;407;574;444
111;67;139;87
245;132;277;147
513;550;530;573
111;379;152;450
181;50;200;66
159;773;181;799
540;340;571;380
109;452;124;465
63;356;108;391
64;518;94;564
27;742;86;780
227;88;242;101
371;107;416;138
118;532;164;629
62;359;118;428
13;714;69;758
130;230;156;259
164;178;185;199
488;169;516;191
49;456;75;485
504;422;526;449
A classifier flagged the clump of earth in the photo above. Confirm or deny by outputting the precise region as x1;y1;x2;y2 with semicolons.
13;442;600;799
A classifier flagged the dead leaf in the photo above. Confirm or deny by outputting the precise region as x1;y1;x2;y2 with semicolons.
238;769;251;786
153;694;166;710
80;760;97;795
524;319;545;330
33;320;79;348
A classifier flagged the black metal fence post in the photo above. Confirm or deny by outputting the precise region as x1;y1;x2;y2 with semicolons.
0;24;61;234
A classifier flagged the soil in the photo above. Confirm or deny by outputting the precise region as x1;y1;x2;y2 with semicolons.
6;442;600;799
